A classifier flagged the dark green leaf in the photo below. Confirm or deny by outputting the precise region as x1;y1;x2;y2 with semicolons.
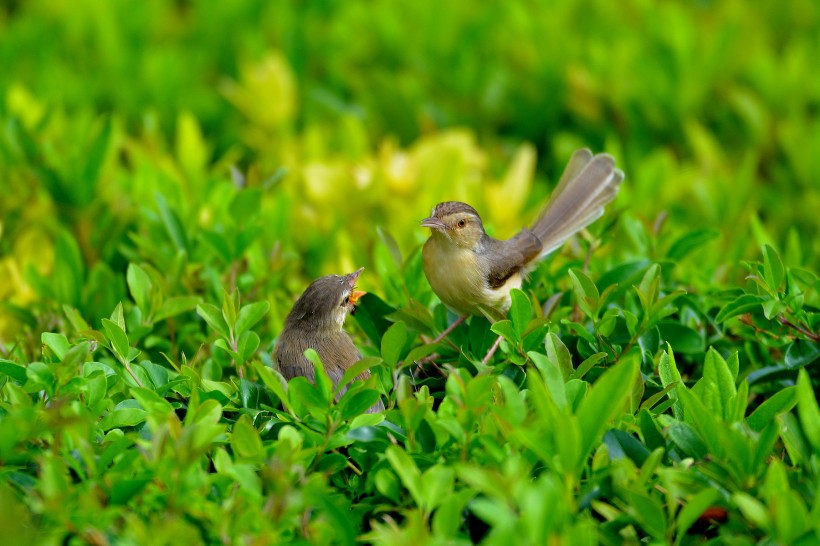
785;339;820;369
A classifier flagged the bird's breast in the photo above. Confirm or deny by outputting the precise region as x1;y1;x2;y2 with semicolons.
423;237;518;317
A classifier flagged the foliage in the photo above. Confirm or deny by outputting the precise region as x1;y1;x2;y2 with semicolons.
1;0;819;544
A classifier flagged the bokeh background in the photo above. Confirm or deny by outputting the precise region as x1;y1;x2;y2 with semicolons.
1;0;818;341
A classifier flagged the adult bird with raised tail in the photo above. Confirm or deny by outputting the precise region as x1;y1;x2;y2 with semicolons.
420;148;624;354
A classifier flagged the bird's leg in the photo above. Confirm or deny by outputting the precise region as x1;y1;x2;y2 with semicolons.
432;315;466;344
481;335;503;365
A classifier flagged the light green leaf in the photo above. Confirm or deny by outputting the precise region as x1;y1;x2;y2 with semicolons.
545;332;573;379
231;415;264;460
715;294;766;323
154;296;200;322
796;369;820;453
126;263;153;313
235;301;270;337
568;268;599;319
509;289;532;338
197;303;230;339
385;446;424;507
102;318;130;361
41;332;70;360
676;488;720;537
658;344;683;420
762;244;784;292
576;359;639;469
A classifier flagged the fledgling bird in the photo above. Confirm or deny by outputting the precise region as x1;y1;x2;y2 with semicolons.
421;149;623;350
274;268;384;412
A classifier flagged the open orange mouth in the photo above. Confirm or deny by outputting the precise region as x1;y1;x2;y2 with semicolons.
349;290;366;304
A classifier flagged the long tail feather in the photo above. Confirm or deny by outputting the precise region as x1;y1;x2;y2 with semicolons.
531;149;624;258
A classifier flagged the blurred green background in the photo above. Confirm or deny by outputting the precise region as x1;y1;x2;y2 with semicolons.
1;0;818;341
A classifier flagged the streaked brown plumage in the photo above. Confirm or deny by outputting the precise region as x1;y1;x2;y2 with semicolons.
274;268;384;412
421;148;624;320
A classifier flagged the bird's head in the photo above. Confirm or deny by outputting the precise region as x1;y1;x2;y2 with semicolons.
420;201;485;249
284;268;365;332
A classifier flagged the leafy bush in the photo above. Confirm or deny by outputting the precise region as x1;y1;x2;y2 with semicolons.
1;0;819;544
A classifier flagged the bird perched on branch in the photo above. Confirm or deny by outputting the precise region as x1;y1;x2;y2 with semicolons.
421;148;624;358
274;268;384;412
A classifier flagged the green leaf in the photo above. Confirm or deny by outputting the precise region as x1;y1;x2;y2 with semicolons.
130;387;174;415
490;320;518;346
676;488;720;537
237;331;260;363
0;359;27;383
126;263;153;313
303;349;333;403
100;407;147;430
572;352;606;380
110;302;126;330
747;387;797;432
385;446;423;507
625;490;666;539
733;492;771;531
658;344;683;420
41;332;70;360
528;352;567;411
568;268;599;319
421;465;454;512
288;377;328;418
796;369;820;453
544;333;572;379
702;348;737;418
508;289;532;338
154;296;200;322
381;321;407;368
222;290;238;334
252;362;292;414
576;359;639;469
235;300;270;337
785;339;820;369
677;387;724;458
26;362;56;395
229;188;262;224
155;192;189;252
762;244;784;291
102;318;130;361
338;389;381;419
197;303;231;339
337;357;383;394
666;228;719;261
715;294;766;323
231;415;264;460
657;321;704;354
82;116;112;189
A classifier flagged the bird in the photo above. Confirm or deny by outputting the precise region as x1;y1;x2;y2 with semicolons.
273;267;384;412
420;148;624;357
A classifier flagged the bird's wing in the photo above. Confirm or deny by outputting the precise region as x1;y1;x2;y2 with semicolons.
482;229;543;289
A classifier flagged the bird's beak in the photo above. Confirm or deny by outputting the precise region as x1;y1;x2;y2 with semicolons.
345;267;364;288
349;290;366;304
421;217;446;231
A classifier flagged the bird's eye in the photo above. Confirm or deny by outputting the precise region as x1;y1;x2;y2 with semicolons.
457;219;467;228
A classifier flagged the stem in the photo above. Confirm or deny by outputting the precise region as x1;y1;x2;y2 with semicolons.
778;316;820;342
481;335;503;365
432;315;466;344
123;361;144;387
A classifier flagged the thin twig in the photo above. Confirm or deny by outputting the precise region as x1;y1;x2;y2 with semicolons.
778;316;820;342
